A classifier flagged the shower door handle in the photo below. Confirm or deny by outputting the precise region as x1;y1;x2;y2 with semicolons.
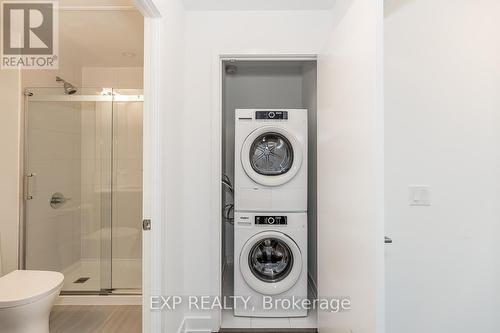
25;173;35;200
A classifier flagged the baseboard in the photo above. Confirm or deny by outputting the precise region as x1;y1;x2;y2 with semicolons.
219;329;317;333
55;295;142;305
307;273;317;299
178;315;212;333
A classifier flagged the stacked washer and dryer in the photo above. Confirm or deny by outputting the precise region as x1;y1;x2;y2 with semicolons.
233;109;308;318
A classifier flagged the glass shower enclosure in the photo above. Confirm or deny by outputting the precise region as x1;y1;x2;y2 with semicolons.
23;87;143;294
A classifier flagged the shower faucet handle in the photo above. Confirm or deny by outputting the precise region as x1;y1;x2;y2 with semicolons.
50;192;71;209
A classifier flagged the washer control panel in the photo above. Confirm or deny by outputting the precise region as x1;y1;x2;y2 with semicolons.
255;111;288;120
255;216;287;225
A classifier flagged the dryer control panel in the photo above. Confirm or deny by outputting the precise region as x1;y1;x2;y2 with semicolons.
255;110;288;120
255;216;287;225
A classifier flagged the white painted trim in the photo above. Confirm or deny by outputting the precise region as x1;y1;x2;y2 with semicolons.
210;53;223;332
178;316;212;333
55;295;141;306
132;0;161;18
212;53;318;332
134;0;162;332
375;1;386;333
220;54;317;61
59;6;136;11
142;16;162;333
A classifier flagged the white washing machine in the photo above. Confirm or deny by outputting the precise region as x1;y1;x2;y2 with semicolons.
234;109;308;212
234;211;307;317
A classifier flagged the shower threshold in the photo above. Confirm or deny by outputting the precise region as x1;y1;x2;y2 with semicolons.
61;259;141;293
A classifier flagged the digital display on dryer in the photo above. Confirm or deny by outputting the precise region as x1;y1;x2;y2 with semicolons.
255;216;287;225
255;111;288;120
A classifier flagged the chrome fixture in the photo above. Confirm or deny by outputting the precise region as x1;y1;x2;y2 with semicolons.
25;173;35;200
50;192;71;209
143;219;152;231
55;76;77;95
225;64;238;75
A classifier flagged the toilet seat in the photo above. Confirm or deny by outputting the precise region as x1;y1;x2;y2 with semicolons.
0;270;64;308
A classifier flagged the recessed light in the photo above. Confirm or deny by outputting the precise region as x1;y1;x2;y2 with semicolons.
121;51;135;57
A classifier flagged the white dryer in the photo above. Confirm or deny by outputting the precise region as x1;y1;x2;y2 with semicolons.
234;211;307;318
234;109;308;212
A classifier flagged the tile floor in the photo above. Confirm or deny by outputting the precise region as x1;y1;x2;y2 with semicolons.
49;305;141;333
50;304;316;332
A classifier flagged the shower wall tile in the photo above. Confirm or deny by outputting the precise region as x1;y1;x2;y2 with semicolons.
25;101;82;272
28;101;81;134
79;67;143;289
80;100;113;260
112;101;142;263
112;189;142;260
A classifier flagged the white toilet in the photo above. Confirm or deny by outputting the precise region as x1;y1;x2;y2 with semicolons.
0;270;64;333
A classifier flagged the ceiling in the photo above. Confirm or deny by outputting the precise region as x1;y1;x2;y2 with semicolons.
59;9;144;68
183;0;337;11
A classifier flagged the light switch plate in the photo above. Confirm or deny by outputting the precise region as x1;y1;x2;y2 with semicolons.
409;185;431;206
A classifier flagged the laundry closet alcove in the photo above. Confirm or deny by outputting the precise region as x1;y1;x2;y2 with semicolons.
147;1;384;332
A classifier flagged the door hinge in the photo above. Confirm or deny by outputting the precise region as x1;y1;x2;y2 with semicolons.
142;219;151;231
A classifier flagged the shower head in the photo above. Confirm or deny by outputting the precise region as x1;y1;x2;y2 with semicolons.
64;82;77;95
56;76;77;95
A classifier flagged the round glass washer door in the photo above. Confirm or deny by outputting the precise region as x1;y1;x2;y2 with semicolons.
240;231;302;295
241;126;303;187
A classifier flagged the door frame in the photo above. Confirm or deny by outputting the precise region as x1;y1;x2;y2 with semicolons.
134;1;162;333
212;53;318;331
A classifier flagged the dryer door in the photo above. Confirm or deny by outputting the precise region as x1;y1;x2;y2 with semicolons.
240;231;302;295
241;126;303;186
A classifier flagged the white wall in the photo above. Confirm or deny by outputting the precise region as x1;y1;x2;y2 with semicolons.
0;70;21;276
385;1;500;332
182;11;333;328
317;0;384;332
81;67;143;88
